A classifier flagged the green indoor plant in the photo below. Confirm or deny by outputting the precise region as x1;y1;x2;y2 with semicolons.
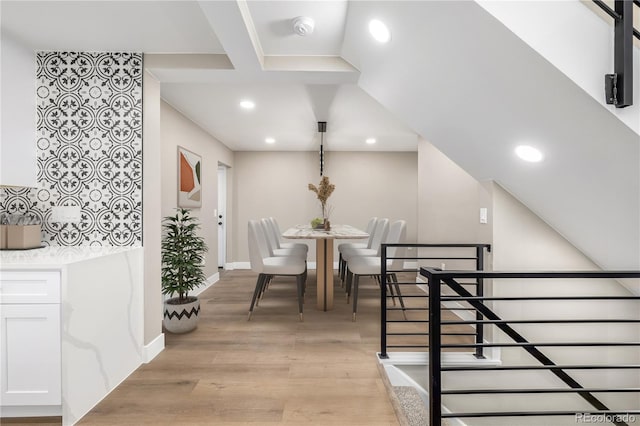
161;208;208;333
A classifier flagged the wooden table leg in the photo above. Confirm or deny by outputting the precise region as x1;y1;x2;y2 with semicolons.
315;239;334;311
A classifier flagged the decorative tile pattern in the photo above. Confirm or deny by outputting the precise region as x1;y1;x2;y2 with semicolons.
0;52;143;246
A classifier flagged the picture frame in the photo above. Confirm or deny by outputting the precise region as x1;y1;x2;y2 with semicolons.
178;146;202;208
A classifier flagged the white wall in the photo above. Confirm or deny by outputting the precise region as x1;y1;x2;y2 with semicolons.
142;70;162;346
160;100;234;276
0;33;36;187
441;184;640;425
477;0;640;135
232;151;418;264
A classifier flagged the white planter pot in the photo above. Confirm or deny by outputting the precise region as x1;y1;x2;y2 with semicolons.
163;297;200;334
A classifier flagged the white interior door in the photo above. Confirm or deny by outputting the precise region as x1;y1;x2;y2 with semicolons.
217;164;227;269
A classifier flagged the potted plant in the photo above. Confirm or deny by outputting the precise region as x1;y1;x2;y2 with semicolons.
161;208;208;333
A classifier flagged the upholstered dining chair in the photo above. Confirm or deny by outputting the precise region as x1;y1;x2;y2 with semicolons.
337;217;377;282
345;219;407;321
268;217;308;254
260;218;307;259
247;220;306;321
339;218;389;283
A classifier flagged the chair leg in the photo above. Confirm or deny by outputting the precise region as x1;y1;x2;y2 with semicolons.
346;269;353;303
248;274;266;320
352;274;359;321
340;257;347;284
296;273;304;322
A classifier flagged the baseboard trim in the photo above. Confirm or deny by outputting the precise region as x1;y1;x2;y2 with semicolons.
143;333;165;363
192;272;220;296
0;405;62;418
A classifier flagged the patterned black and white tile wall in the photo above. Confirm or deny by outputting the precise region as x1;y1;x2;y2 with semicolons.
0;52;143;246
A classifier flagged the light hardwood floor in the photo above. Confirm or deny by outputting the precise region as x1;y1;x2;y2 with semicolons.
80;269;403;425
3;269;474;425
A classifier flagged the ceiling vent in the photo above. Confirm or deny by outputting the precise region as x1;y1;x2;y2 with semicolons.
292;16;314;36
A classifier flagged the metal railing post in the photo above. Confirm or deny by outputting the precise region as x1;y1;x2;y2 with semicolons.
380;244;388;359
428;272;442;424
475;246;485;359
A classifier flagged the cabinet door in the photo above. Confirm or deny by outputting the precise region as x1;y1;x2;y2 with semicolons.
0;304;61;406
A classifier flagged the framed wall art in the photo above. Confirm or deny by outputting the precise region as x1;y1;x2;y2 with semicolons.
178;146;202;208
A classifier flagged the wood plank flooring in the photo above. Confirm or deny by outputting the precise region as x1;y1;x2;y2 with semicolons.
79;269;402;425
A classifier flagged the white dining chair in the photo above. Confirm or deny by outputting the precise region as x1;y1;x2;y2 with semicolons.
340;218;389;283
260;218;307;259
247;220;306;321
268;217;309;254
338;217;377;282
345;220;407;321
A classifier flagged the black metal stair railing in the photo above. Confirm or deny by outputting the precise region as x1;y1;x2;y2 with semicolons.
422;268;640;425
377;243;491;360
592;0;638;107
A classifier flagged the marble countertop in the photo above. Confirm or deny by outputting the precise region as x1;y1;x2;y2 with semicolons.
0;245;141;267
282;224;368;239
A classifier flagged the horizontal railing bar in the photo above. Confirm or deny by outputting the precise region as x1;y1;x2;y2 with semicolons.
593;0;621;20
442;410;640;418
383;243;491;248
441;296;640;301
442;365;640;371
387;345;429;348
387;307;427;311
442;342;640;348
415;257;478;260
387;320;429;323
388;332;429;336
421;268;640;279
442;319;640;325
389;332;476;337
442;388;640;395
385;295;429;298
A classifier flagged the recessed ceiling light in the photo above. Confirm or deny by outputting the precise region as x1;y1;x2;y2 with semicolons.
366;138;377;144
239;100;255;110
515;145;544;162
265;137;275;144
369;19;391;43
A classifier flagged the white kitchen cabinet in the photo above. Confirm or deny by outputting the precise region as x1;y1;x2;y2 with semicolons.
0;270;61;407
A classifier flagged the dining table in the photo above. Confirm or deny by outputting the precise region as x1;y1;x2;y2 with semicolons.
282;224;368;311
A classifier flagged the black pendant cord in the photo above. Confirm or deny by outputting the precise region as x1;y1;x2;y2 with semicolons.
317;121;327;176
320;132;324;176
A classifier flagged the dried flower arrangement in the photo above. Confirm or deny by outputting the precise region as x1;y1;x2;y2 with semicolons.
308;176;335;220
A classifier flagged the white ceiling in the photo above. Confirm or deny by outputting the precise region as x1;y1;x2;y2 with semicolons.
1;0;417;151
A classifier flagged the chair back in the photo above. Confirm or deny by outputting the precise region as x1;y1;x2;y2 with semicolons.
248;220;269;273
260;218;279;256
365;217;378;249
267;217;283;249
385;220;407;269
370;218;389;255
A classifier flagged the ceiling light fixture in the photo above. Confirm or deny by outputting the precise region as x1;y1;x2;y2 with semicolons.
369;19;391;43
292;16;315;36
366;138;376;144
515;145;544;162
318;121;326;176
239;100;255;110
265;137;275;144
